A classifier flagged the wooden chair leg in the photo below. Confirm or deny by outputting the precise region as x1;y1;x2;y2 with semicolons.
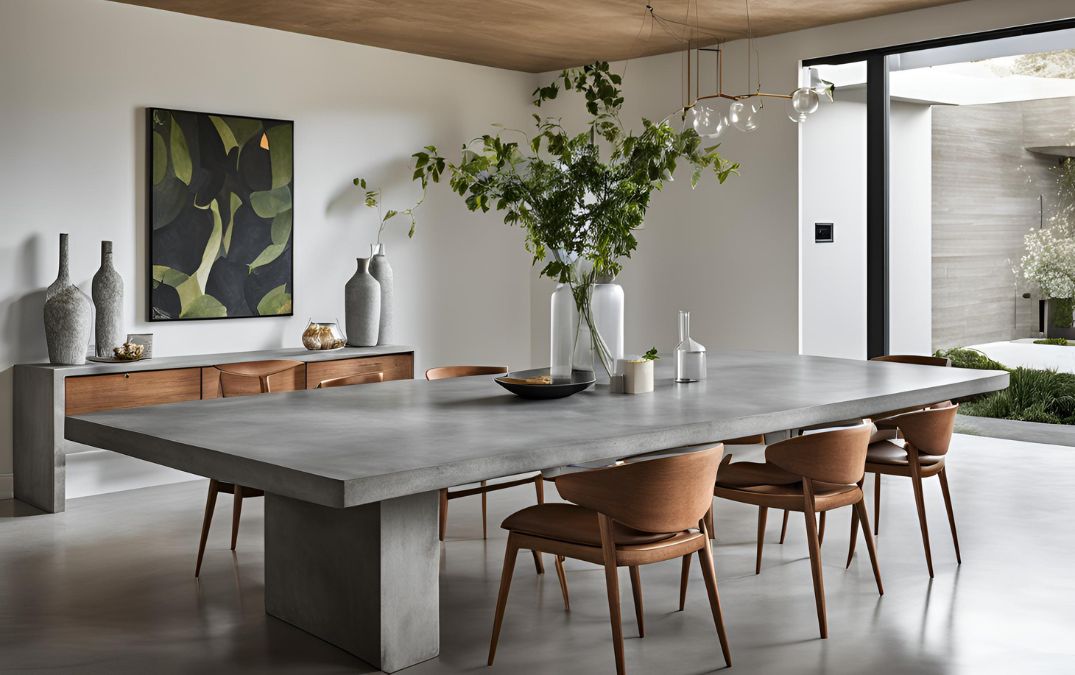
487;536;520;666
779;509;789;544
854;498;884;595
704;505;715;540
678;553;691;611
755;506;768;574
194;479;219;577
531;549;545;574
535;475;545;504
818;511;826;547
438;489;448;542
846;502;859;569
937;467;961;564
874;473;881;535
554;555;570;611
698;519;732;667
629;565;645;638
480;480;488;540
230;485;243;551
908;457;935;578
847;479;864;568
597;515;626;675
802;480;828;638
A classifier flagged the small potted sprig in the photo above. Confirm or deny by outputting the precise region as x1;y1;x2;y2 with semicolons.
624;348;659;394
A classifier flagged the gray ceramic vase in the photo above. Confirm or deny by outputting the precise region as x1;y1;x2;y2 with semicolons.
44;233;92;365
369;243;394;345
92;241;124;357
345;257;381;347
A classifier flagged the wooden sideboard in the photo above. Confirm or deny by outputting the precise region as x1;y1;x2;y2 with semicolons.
14;345;414;513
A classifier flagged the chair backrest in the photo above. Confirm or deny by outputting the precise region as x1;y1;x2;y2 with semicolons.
424;365;508;381
765;424;871;485
890;402;959;456
214;359;304;397
317;371;384;388
555;445;723;534
871;354;951;367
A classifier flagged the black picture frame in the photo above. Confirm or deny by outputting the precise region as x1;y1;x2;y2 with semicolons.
146;107;295;321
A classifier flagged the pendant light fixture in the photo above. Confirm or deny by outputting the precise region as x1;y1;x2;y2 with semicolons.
648;1;833;137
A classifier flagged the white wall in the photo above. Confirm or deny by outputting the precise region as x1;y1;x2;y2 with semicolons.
800;99;868;359
527;0;1074;366
0;0;537;498
888;102;933;354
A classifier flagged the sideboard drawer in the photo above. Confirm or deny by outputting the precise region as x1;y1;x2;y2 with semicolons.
306;353;414;388
66;368;202;416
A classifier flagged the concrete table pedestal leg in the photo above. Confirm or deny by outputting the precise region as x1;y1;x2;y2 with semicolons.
264;491;440;672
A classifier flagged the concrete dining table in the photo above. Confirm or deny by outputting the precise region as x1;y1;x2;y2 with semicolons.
64;350;1008;672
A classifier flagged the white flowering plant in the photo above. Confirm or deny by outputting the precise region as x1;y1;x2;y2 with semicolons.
1020;226;1075;299
1020;159;1075;302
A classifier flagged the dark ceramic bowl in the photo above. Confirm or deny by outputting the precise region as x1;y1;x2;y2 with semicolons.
494;368;596;400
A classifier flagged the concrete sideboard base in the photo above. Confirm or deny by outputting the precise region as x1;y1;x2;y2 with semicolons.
264;491;440;673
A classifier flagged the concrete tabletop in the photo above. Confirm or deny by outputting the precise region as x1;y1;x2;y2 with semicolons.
65;350;1008;508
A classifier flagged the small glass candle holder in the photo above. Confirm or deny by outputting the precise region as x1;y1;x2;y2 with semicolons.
302;320;346;350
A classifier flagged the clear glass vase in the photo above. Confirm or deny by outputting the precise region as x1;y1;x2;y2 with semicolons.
592;277;624;376
551;283;584;380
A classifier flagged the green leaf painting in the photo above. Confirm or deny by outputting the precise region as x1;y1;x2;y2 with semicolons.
148;108;294;320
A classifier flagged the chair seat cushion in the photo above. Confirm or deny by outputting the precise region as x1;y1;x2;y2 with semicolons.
502;503;681;547
866;440;944;467
716;461;800;487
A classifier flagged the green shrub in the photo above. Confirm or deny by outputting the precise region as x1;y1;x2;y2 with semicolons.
933;347;1075;425
933;347;1009;371
1034;338;1071;346
960;367;1075;425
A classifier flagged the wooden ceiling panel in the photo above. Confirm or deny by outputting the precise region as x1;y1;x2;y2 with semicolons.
110;0;965;72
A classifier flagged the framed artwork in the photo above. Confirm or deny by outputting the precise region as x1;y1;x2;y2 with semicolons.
147;107;293;320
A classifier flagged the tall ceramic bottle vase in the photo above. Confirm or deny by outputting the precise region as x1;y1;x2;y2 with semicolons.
369;243;394;345
43;233;92;365
92;241;124;357
345;257;381;347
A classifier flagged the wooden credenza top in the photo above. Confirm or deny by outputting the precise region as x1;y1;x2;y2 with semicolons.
17;345;414;376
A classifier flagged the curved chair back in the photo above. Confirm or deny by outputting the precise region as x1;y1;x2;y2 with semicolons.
890;403;958;456
318;371;384;389
214;359;304;397
871;354;951;367
555;445;723;534
425;365;508;380
765;424;871;485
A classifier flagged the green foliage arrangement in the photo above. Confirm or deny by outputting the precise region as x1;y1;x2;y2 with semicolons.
410;61;738;375
641;347;660;361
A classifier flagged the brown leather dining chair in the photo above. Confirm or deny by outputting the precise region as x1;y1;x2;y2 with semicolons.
770;354;953;547
848;402;961;578
194;359;303;577
424;365;545;548
489;445;731;675
699;424;882;638
317;370;384;388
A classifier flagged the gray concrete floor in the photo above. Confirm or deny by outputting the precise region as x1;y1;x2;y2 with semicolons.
1;434;1072;674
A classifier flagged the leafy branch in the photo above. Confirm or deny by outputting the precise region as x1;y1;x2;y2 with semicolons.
352;174;434;243
409;61;739;374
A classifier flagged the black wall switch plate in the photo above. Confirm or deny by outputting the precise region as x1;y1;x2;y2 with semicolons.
814;222;834;243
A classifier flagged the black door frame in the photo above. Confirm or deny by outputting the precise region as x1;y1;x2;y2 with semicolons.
803;17;1075;357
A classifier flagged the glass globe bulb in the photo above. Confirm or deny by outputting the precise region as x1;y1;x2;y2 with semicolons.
728;100;761;133
791;87;820;116
689;102;727;139
785;98;807;123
